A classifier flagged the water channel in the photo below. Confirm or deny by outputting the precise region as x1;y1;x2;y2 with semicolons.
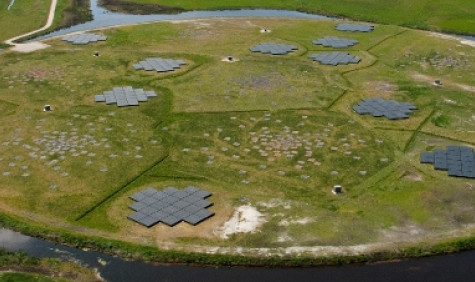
33;0;337;41
1;228;474;281
8;1;475;281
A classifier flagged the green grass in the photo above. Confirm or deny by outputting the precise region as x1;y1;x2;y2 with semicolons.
0;18;474;262
0;0;91;43
123;0;475;35
0;0;51;42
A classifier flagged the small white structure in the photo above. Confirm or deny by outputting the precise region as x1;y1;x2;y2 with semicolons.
332;185;343;194
43;105;51;111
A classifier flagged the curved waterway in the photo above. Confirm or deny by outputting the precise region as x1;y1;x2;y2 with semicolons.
33;0;337;40
0;228;474;281
32;0;475;43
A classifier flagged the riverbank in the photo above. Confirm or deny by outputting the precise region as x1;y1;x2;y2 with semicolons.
100;0;183;14
1;205;474;267
98;0;475;35
0;248;100;281
1;227;473;282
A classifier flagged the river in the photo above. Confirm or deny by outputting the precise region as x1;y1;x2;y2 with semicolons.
0;228;474;281
32;0;337;41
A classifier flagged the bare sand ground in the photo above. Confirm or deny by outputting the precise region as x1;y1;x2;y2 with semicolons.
429;32;475;48
213;205;266;239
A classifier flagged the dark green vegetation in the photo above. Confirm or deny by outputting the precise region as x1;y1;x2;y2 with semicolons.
114;0;475;35
0;248;99;281
56;0;92;28
0;18;474;264
100;0;183;14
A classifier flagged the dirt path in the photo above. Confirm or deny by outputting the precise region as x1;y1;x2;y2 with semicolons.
412;73;475;92
4;0;58;52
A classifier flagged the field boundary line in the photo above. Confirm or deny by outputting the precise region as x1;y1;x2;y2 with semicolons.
403;109;436;152
75;153;170;221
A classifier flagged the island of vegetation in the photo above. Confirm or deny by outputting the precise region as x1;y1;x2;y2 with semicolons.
0;0;473;269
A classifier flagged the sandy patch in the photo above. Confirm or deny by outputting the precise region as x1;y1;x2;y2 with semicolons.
9;42;50;53
276;234;293;242
182;224;475;257
221;56;239;63
460;39;475;47
404;173;423;181
257;198;292;209
399;166;424;181
379;224;426;241
363;81;397;97
429;32;475;47
214;205;266;239
444;98;457;105
279;217;314;227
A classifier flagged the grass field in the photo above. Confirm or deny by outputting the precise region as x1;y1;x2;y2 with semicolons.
121;0;475;35
0;0;51;42
0;0;91;43
0;18;474;259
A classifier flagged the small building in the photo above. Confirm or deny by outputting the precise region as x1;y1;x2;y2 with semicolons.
332;185;343;194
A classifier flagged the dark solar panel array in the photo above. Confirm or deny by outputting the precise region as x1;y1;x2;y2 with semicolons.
312;36;359;48
420;146;475;178
133;57;187;73
94;86;157;107
128;186;214;227
336;23;374;32
353;97;417;120
62;33;107;45
250;42;298;55
309;52;360;65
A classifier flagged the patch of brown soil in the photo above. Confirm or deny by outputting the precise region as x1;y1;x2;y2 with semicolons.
399;167;424;181
363;81;397;96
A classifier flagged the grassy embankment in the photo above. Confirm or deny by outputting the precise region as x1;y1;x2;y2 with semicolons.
0;18;473;264
0;248;99;281
0;0;91;44
105;0;475;35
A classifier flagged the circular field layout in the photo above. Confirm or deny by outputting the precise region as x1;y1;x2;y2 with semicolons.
0;18;474;261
